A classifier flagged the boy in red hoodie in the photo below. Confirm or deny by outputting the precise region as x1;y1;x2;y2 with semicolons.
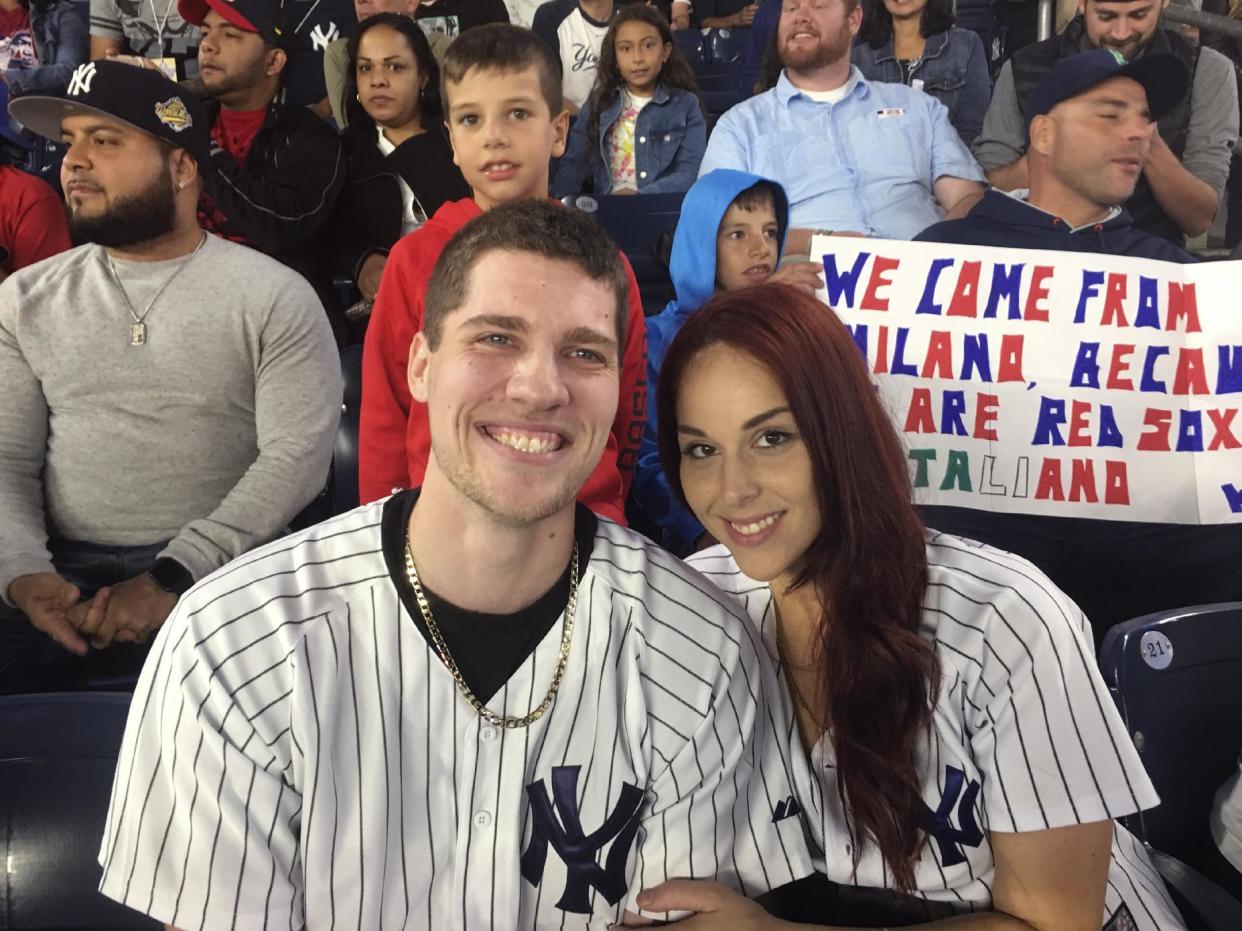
359;24;647;522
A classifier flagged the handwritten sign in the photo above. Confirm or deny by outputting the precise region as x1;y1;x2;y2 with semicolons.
812;235;1242;524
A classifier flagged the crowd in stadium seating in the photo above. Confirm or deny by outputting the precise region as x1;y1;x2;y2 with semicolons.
1;0;1242;924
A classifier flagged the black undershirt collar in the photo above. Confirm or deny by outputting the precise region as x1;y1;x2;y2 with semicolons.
381;489;597;703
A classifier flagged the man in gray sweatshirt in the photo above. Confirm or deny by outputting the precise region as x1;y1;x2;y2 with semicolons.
0;61;341;693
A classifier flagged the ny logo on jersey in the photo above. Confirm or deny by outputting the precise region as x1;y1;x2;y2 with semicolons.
68;62;97;96
772;795;802;823
521;765;645;914
921;765;984;867
309;22;339;52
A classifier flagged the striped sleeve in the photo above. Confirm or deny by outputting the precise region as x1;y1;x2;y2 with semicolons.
930;536;1159;834
620;554;811;918
97;584;309;930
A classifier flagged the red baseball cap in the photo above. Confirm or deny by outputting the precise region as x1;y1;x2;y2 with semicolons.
178;0;285;46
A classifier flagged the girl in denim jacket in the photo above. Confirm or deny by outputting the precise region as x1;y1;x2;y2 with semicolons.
551;4;706;197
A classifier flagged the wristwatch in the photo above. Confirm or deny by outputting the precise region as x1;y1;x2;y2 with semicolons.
148;558;194;597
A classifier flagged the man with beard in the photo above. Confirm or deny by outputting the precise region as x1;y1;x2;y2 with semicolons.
177;0;345;315
0;60;340;695
698;0;986;250
96;200;811;929
974;0;1238;245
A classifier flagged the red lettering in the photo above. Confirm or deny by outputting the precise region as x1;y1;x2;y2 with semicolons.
1068;458;1099;503
1171;347;1209;396
1068;400;1093;447
1105;344;1135;390
1137;408;1173;451
997;334;1026;382
921;331;954;378
1104;460;1130;505
1101;273;1129;327
1166;281;1202;334
974;393;999;441
1208;409;1242;450
874;325;889;374
904;388;936;433
947;261;981;317
860;256;901;311
1023;265;1054;322
1035;458;1065;500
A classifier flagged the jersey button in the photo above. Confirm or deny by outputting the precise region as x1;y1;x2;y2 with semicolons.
474;810;493;828
639;171;648;179
638;136;646;143
480;726;497;741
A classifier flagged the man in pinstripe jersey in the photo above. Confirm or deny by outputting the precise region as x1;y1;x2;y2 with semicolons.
97;199;812;930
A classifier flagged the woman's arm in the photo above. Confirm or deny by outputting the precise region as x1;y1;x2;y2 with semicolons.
636;820;1115;930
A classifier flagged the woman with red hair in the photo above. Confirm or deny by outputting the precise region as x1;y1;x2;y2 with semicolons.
639;282;1183;929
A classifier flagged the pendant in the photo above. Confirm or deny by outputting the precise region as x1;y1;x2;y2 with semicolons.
130;322;147;347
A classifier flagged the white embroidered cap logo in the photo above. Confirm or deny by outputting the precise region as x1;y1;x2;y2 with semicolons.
67;62;97;97
310;22;339;52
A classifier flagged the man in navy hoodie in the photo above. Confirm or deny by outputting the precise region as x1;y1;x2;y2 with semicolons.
917;49;1242;644
918;48;1191;262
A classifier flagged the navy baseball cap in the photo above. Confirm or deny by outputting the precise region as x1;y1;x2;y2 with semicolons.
9;60;213;168
1026;48;1190;131
178;0;285;47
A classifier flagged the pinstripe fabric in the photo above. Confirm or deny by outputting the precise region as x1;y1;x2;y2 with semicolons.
689;530;1186;930
98;500;812;929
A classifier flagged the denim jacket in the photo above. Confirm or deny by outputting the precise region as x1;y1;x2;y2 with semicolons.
7;2;88;97
551;83;707;197
851;28;990;146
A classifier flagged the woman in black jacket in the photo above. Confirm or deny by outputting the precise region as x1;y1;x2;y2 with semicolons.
333;13;469;313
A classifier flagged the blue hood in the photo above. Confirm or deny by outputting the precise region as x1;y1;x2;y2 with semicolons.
667;169;791;319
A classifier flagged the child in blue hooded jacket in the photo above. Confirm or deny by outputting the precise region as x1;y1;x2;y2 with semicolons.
635;169;823;552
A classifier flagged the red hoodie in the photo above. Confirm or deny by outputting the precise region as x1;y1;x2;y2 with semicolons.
359;198;647;523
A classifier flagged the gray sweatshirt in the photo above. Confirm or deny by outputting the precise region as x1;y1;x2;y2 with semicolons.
0;234;342;600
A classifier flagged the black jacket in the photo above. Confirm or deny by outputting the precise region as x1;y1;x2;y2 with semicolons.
330;118;470;281
200;94;346;301
916;189;1197;263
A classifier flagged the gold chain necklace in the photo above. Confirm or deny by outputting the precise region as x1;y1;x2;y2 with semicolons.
403;535;579;729
775;610;829;733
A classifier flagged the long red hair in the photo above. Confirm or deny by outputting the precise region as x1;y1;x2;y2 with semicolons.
656;283;938;891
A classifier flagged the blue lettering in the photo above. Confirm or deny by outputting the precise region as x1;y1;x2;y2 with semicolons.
1217;346;1242;394
1032;397;1067;446
915;258;955;315
960;334;993;383
983;263;1025;319
891;327;919;377
823;252;870;308
1073;270;1105;324
940;390;968;435
1176;409;1204;452
1140;346;1169;393
1099;405;1124;448
1134;276;1161;329
1069;342;1101;389
847;323;868;359
1223;483;1242;514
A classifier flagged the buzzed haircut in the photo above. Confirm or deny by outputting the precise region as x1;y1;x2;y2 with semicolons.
727;180;780;217
424;199;629;353
441;24;564;118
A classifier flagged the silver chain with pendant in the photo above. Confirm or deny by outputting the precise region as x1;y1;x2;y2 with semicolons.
105;232;208;347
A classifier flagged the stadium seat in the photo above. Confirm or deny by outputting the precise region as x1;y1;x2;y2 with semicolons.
565;192;685;315
1100;604;1242;885
705;26;749;64
0;691;160;929
1150;848;1242;931
335;343;363;514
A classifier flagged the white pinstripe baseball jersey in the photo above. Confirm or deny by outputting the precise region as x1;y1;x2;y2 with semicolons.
689;530;1186;930
97;496;813;929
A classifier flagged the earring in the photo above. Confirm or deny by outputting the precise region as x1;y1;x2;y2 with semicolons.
176;180;186;190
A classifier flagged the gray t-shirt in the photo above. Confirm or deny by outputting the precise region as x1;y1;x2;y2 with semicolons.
0;235;342;598
89;0;197;58
973;42;1239;199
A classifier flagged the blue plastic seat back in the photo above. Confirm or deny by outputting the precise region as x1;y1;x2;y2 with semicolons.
1100;603;1242;872
0;692;161;929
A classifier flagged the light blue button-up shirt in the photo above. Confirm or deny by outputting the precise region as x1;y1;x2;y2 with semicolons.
699;67;985;240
